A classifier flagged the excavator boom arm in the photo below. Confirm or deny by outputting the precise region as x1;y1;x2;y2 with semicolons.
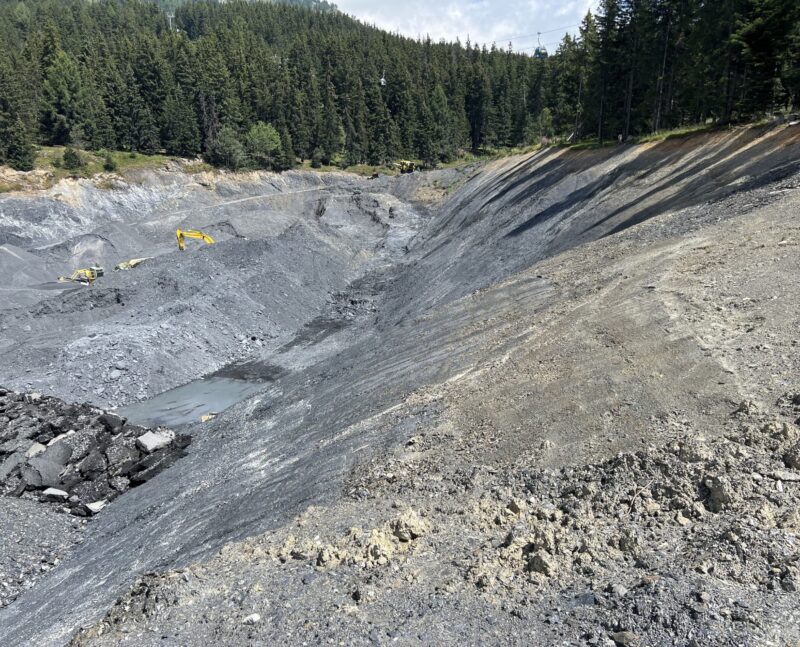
176;228;215;251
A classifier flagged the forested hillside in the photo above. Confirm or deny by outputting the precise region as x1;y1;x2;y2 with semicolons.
0;0;798;172
155;0;337;12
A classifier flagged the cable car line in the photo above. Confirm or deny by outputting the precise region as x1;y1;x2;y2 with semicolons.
501;23;580;43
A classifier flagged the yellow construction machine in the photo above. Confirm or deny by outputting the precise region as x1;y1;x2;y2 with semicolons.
176;228;215;251
114;257;151;271
394;160;417;174
58;266;105;284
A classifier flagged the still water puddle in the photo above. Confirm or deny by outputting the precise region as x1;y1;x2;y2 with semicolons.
119;362;284;428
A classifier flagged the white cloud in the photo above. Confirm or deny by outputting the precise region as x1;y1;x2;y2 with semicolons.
334;0;589;53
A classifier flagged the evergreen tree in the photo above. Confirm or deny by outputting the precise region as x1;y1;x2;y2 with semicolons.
103;153;117;172
466;66;491;150
733;0;800;113
0;0;795;172
62;146;85;170
430;84;456;162
0;55;36;170
593;0;623;143
1;116;36;171
279;126;296;170
416;101;437;168
783;18;800;108
162;93;201;156
365;80;399;165
319;81;344;164
84;95;117;151
41;50;88;145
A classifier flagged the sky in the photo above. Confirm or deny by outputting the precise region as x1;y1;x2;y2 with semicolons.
334;0;597;54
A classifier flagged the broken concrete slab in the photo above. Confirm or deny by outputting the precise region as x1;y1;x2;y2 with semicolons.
97;412;126;433
1;389;190;514
86;500;106;515
136;430;175;454
41;488;69;502
25;442;46;458
77;450;107;477
47;431;75;447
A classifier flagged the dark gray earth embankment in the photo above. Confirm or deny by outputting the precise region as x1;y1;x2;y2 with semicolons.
0;168;432;408
381;123;800;322
1;124;800;645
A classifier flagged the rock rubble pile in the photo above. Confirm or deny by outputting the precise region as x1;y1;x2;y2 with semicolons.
73;395;800;646
0;387;190;516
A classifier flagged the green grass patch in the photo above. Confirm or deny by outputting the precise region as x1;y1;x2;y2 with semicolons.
297;160;401;176
438;144;543;167
636;123;715;144
565;137;605;151
437;152;485;169
183;161;214;174
34;146;175;182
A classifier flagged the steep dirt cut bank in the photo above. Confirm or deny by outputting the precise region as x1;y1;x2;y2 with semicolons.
383;124;800;322
1;125;799;646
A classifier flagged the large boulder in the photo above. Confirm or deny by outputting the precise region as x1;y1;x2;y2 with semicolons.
22;457;64;488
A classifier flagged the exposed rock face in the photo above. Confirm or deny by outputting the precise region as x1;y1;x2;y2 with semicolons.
0;387;190;515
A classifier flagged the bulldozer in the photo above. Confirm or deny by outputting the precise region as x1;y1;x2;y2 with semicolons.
176;228;215;251
394;160;417;174
58;266;104;284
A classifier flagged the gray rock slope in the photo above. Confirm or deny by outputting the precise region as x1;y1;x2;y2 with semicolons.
1;124;799;645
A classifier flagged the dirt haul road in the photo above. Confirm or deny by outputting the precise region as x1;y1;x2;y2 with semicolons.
1;124;799;646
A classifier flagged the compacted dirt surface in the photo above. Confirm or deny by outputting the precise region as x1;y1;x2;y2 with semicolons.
1;124;800;646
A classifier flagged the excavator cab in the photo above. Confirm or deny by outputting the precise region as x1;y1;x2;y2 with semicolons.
58;266;104;284
176;229;215;251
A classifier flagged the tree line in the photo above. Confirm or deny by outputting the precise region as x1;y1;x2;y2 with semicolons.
0;0;798;172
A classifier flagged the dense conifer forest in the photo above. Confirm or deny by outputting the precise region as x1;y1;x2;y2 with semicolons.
0;0;798;171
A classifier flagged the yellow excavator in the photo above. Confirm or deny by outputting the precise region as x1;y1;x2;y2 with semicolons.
176;228;214;251
114;258;151;271
58;266;105;284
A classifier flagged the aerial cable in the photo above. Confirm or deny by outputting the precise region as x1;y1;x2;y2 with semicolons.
502;23;580;43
